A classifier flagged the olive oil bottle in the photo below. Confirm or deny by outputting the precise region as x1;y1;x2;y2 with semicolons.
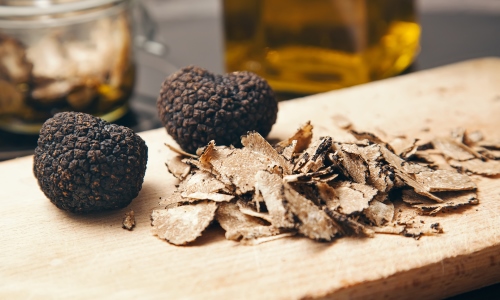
223;0;420;97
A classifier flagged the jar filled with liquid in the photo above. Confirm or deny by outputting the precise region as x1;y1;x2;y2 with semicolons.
0;0;135;134
223;0;420;98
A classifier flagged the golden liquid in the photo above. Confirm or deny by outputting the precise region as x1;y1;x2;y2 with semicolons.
223;0;420;97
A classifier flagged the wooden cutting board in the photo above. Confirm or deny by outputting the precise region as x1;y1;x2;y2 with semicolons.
1;58;500;299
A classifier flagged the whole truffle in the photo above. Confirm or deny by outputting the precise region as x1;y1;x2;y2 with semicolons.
33;112;148;213
157;66;278;153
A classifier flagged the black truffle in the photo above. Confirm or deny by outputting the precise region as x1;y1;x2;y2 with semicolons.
157;66;278;153
33;112;148;213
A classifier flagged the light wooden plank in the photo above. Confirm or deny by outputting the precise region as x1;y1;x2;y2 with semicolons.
1;58;500;299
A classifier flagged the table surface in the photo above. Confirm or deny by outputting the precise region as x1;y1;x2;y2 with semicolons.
1;58;500;299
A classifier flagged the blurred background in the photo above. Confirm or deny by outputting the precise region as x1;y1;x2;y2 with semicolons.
0;0;499;297
1;0;500;163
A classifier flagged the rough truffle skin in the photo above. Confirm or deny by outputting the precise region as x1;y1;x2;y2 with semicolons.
157;66;278;153
33;112;148;213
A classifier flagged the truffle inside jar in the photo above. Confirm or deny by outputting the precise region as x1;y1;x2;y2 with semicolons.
0;13;134;129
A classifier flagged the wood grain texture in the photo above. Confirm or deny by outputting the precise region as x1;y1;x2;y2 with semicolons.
1;58;500;299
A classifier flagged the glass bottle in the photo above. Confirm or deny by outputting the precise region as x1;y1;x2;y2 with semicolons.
223;0;420;98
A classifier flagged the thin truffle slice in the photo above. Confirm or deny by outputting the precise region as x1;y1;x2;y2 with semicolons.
333;143;369;184
283;166;337;183
324;208;374;237
349;130;394;152
378;145;443;202
165;155;191;180
236;200;274;224
432;137;479;161
159;192;185;208
449;159;500;176
281;140;297;161
0;34;32;84
216;202;282;243
358;144;395;192
363;201;394;226
178;171;230;195
333;181;377;215
413;169;477;192
275;121;313;155
180;191;234;202
255;171;294;228
153;121;490;246
164;170;234;204
390;200;443;239
389;137;419;159
283;184;340;241
402;189;478;214
316;182;340;211
294;137;332;173
193;132;291;195
242;131;292;175
463;130;484;146
474;147;500;160
151;201;217;245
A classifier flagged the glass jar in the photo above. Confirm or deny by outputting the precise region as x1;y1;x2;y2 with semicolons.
223;0;420;98
0;0;136;134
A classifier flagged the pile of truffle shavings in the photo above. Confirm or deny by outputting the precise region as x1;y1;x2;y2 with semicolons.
151;122;500;246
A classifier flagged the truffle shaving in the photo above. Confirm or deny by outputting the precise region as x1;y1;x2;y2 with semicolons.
216;202;282;243
324;209;374;237
181;191;234;202
358;144;395;192
275;121;313;154
294;137;332;173
283;184;340;241
350;130;394;152
281;140;297;161
402;189;478;215
255;171;294;228
152;123;494;246
379;145;443;202
178;171;230;195
333;181;377;215
334;143;369;184
316;182;340;211
166;155;191;180
413;170;477;192
237;200;274;224
151;201;217;245
432;137;479;161
363;201;394;226
449;159;500;176
389;137;419;159
241;131;292;174
197;133;290;194
464;130;484;146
